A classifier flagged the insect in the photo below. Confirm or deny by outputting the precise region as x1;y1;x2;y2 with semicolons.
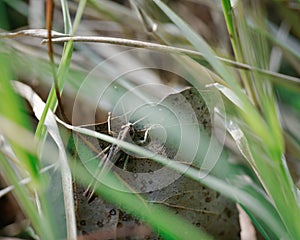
82;112;152;202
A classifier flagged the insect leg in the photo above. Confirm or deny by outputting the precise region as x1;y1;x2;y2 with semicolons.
108;112;113;135
83;145;110;198
136;124;160;145
86;123;132;202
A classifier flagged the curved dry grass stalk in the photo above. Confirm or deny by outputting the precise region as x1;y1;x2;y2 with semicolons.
41;35;300;87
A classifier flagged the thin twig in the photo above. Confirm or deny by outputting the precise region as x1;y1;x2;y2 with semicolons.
41;35;300;86
0;29;69;38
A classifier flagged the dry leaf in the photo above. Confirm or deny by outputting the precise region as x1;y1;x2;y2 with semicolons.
72;87;240;239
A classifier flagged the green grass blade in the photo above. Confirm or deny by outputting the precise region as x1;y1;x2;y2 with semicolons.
60;0;73;34
0;52;40;184
35;0;87;140
0;53;57;239
0;152;54;239
221;0;257;103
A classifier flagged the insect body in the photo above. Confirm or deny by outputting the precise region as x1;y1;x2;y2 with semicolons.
83;113;140;202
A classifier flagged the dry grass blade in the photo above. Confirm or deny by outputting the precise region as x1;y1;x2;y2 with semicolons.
12;81;77;240
41;35;300;87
